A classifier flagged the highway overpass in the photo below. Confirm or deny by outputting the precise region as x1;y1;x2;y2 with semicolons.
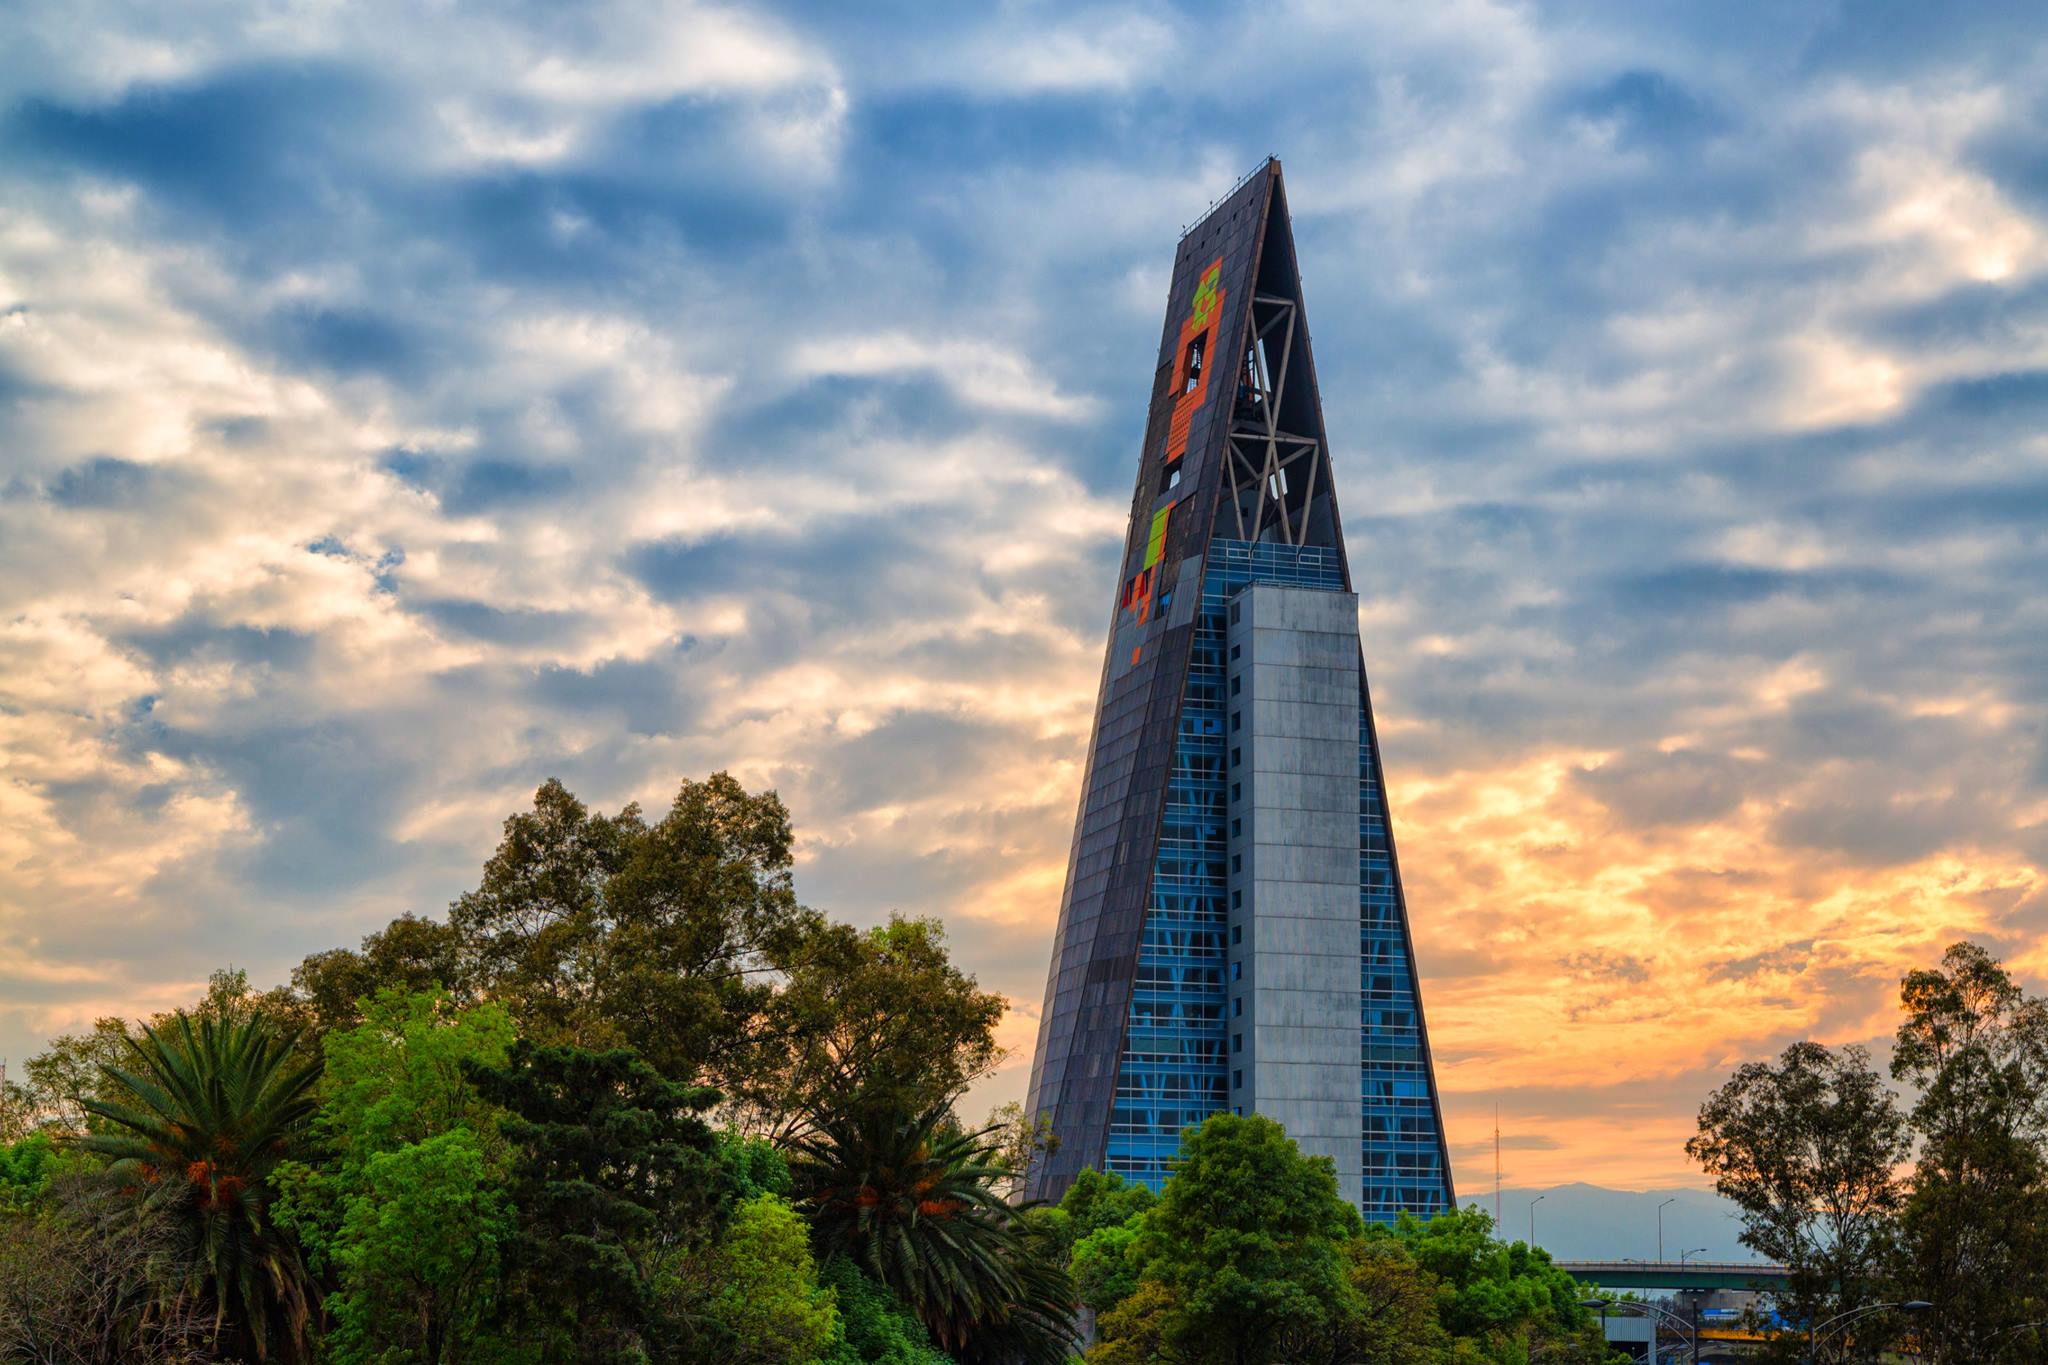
1556;1259;1791;1291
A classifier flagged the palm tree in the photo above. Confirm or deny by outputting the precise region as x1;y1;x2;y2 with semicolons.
789;1103;1075;1363
76;1011;322;1362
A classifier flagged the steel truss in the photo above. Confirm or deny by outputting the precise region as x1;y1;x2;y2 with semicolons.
1221;290;1326;545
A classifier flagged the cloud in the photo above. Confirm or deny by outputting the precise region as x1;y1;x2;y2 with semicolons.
787;332;1100;420
3;0;2048;1193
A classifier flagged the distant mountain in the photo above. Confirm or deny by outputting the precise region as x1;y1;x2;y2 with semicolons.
1475;1184;1757;1264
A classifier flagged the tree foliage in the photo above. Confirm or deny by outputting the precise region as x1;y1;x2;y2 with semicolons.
273;989;521;1364
1889;942;2048;1363
1686;1039;1905;1361
1094;1113;1361;1364
816;1257;949;1365
75;1012;322;1362
792;1103;1076;1363
1387;1206;1600;1363
749;915;1005;1139
325;1130;517;1365
696;1193;840;1365
466;1041;736;1364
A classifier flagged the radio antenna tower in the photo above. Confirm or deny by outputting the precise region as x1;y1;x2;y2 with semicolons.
1494;1104;1502;1230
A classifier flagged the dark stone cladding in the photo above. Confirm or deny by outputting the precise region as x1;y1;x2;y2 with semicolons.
1023;164;1277;1201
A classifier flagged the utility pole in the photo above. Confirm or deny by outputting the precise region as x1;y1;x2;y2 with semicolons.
1494;1104;1502;1232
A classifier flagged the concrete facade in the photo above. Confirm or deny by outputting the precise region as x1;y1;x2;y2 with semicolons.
1225;582;1364;1207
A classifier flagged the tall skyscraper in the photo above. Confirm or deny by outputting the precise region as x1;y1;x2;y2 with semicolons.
1024;159;1455;1219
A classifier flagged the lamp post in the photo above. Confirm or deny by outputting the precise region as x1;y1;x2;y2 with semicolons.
1807;1299;1931;1363
1657;1197;1675;1262
1678;1246;1707;1269
1529;1194;1545;1248
1582;1296;1701;1365
1986;1319;2048;1356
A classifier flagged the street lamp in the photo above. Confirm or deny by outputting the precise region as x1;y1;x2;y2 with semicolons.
1582;1296;1701;1365
1678;1246;1708;1269
1529;1194;1545;1248
1987;1319;2048;1353
1808;1299;1931;1362
1657;1197;1676;1262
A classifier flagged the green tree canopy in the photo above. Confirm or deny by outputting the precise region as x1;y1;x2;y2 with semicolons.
1097;1113;1362;1365
76;1011;322;1362
466;1041;736;1364
748;914;1005;1138
1687;1040;1907;1363
324;1129;518;1365
1890;942;2048;1363
817;1257;949;1365
792;1103;1076;1363
273;988;520;1364
696;1193;840;1365
1388;1207;1598;1361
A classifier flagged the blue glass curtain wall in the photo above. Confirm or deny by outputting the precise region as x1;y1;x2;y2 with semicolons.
1104;539;1451;1219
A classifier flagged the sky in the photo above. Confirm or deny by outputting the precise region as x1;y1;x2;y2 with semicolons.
3;0;2047;1193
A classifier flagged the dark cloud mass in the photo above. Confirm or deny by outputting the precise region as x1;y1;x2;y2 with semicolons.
2;0;2046;1187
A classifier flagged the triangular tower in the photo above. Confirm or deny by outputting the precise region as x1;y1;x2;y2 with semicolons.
1025;160;1455;1219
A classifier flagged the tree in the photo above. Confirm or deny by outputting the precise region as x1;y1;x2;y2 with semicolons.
1890;942;2048;1363
0;1177;212;1364
1687;1041;1907;1363
1053;1166;1156;1251
0;1132;62;1213
292;915;466;1035
1072;1222;1146;1319
1328;1235;1449;1365
466;1042;736;1364
20;1017;131;1133
986;1099;1061;1200
325;1130;518;1365
1055;1165;1161;1323
588;773;823;1088
444;774;823;1093
273;989;521;1364
791;1103;1076;1362
1390;1207;1599;1362
1095;1113;1362;1365
447;779;641;1047
75;1011;322;1362
746;916;1005;1139
817;1257;949;1365
694;1193;839;1365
